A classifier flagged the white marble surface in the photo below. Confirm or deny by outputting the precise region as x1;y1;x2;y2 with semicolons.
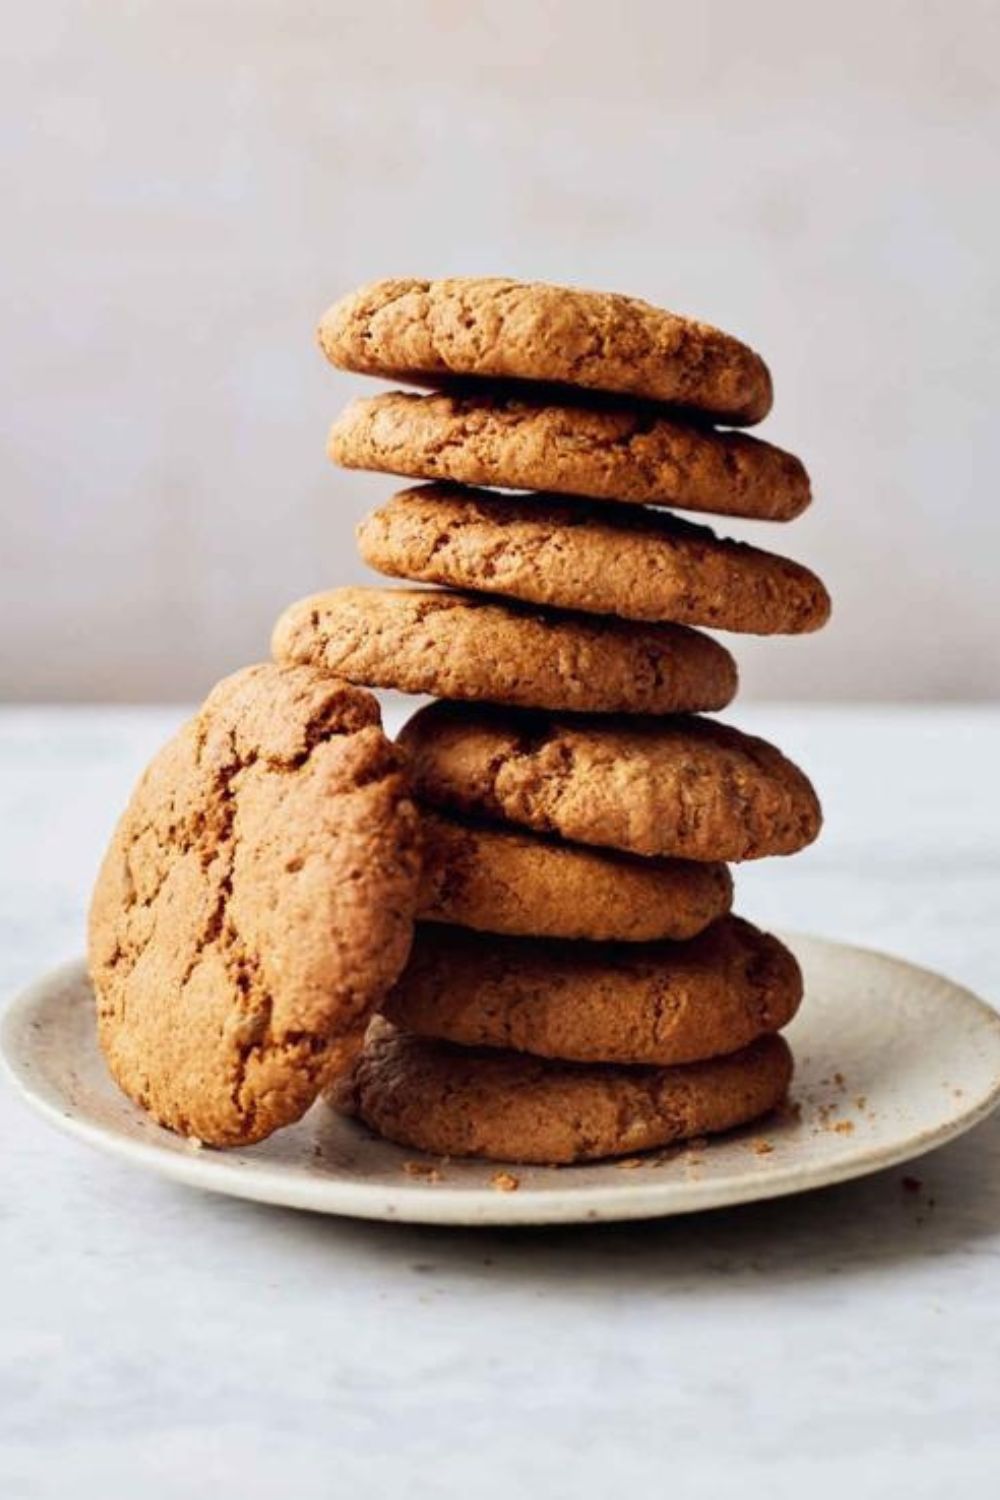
2;704;1000;1497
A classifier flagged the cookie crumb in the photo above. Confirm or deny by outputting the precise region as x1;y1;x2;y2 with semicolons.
490;1170;520;1193
854;1095;867;1110
752;1138;774;1155
615;1157;645;1170
833;1120;854;1135
187;1136;204;1150
833;1071;846;1090
403;1160;442;1182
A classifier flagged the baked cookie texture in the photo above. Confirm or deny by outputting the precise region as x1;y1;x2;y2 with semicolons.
384;916;801;1066
359;484;831;635
417;810;733;942
349;1018;793;1164
317;276;773;425
399;701;822;861
329;391;810;522
88;663;421;1147
271;586;737;716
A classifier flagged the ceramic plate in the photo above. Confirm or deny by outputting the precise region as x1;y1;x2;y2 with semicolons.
4;934;1000;1226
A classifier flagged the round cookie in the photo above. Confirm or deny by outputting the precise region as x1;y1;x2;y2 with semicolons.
418;810;733;942
384;916;801;1066
329;391;810;522
359;484;831;635
399;702;822;861
272;587;737;716
317;276;773;425
348;1019;793;1165
88;663;421;1147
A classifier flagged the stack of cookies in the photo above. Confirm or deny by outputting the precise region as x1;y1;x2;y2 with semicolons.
269;276;830;1166
88;276;827;1165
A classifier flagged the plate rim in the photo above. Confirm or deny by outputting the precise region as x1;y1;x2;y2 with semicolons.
4;932;1000;1227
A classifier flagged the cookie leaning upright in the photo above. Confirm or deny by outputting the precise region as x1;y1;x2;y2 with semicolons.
88;663;421;1147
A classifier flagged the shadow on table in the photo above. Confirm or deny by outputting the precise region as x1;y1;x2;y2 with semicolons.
225;1104;1000;1292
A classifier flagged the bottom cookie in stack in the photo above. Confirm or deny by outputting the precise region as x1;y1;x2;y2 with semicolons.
346;1019;793;1167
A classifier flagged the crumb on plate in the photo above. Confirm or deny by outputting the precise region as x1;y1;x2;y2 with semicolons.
490;1170;520;1193
403;1160;442;1183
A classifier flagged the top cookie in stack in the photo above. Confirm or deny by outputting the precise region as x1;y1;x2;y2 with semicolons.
271;275;829;1166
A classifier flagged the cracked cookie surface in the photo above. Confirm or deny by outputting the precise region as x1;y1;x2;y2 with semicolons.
417;810;732;941
360;484;830;635
317;276;773;425
399;701;822;861
329;391;810;522
384;917;801;1065
272;586;737;715
347;1018;793;1164
88;663;421;1146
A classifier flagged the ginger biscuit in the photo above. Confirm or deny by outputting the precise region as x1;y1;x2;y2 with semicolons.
329;391;810;522
88;663;421;1147
317;276;773;424
359;484;830;634
417;810;732;942
349;1019;793;1165
383;917;802;1066
272;586;737;716
399;702;822;861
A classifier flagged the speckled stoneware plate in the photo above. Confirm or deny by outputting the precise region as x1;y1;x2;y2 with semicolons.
4;934;1000;1226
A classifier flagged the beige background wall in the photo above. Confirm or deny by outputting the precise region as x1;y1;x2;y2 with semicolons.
3;0;998;702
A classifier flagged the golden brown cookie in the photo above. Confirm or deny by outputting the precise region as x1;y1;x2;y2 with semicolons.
317;276;773;425
88;663;421;1147
348;1019;793;1164
384;917;801;1066
329;391;810;522
359;484;831;635
399;702;822;861
272;587;737;716
417;810;732;942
